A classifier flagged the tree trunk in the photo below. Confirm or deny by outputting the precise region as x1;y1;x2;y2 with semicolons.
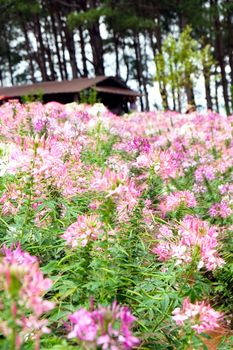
211;0;230;114
203;68;213;110
62;20;80;78
149;30;156;58
34;14;48;81
79;27;88;77
122;40;130;84
177;87;182;112
214;68;220;113
5;39;14;85
0;68;3;86
169;58;176;110
44;17;57;80
56;9;69;79
142;36;150;110
49;4;64;80
86;0;104;75
229;49;233;111
154;5;169;109
89;24;105;75
225;0;233;110
185;84;195;106
133;33;144;111
113;31;120;77
21;23;36;83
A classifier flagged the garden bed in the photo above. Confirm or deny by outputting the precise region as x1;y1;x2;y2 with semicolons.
0;101;232;349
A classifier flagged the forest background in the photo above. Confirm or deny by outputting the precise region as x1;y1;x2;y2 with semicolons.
0;0;232;114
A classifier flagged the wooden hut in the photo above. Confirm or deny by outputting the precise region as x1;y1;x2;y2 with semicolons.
0;76;140;115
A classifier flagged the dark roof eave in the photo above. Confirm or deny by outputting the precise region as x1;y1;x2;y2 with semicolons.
95;86;141;96
0;76;141;98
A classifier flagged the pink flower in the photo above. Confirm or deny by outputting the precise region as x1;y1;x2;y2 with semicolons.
152;216;224;271
152;242;172;261
133;153;153;168
90;169;129;192
158;150;179;180
127;136;151;154
67;302;140;350
172;298;223;334
218;183;233;195
159;191;196;215
195;165;216;183
68;309;98;341
90;169;141;221
209;201;232;218
2;243;37;265
0;244;54;346
61;214;104;248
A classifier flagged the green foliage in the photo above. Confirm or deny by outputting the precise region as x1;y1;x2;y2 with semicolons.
68;3;154;34
79;88;99;105
68;7;104;29
21;88;44;103
155;26;215;110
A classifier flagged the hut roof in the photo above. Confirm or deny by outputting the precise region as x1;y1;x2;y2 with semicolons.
0;76;140;98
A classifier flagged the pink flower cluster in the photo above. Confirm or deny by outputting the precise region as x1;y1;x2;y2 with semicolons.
194;165;216;183
0;132;92;225
153;216;225;270
67;301;140;350
0;244;54;348
172;298;223;334
90;169;129;193
209;200;232;218
7;135;85;197
159;191;197;215
0;183;24;216
158;150;180;180
127;136;151;154
133;149;180;181
0;102;232;234
218;183;233;195
90;169;141;221
61;214;104;247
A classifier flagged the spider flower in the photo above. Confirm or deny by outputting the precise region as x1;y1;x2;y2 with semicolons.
61;214;104;247
67;301;140;350
153;216;224;271
209;200;232;219
172;298;223;334
159;191;197;215
0;244;54;348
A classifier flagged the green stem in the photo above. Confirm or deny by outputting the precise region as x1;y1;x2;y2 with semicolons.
21;140;37;237
9;327;17;350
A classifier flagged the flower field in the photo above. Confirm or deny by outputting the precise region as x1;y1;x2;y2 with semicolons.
0;101;232;349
